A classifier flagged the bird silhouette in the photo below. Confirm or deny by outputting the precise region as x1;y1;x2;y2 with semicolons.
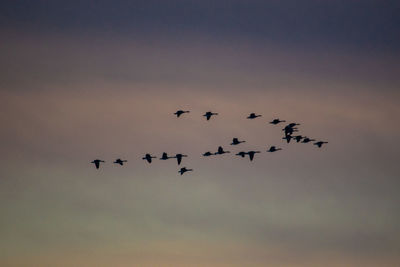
160;152;173;160
113;158;127;165
179;167;193;175
293;135;303;143
267;146;282;152
215;146;230;155
203;111;218;121
231;138;245;145
283;125;298;136
301;137;315;143
236;151;247;158
282;135;293;143
202;151;214;157
174;110;190;117
247;113;262;119
314;141;328;148
142;153;156;163
269;119;286;125
246;151;260;161
174;153;188;165
91;159;105;169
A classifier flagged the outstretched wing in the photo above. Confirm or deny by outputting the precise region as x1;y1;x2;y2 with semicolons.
249;153;254;161
95;161;100;169
177;156;182;165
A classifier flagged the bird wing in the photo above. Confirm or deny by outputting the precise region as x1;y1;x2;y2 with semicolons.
95;161;100;169
249;153;254;161
206;114;211;120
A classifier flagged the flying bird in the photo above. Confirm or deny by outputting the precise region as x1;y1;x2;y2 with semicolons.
293;135;303;143
215;146;230;155
179;167;193;175
175;153;188;165
314;141;328;148
174;110;190;117
142;153;156;163
247;113;262;119
202;151;214;157
203;111;218;121
160;152;172;160
269;119;286;125
267;146;282;152
282;135;293;143
91;159;105;169
301;137;316;143
113;158;127;165
236;151;247;158
231;138;245;145
247;151;261;161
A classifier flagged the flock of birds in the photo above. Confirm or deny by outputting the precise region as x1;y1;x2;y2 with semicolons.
91;110;328;175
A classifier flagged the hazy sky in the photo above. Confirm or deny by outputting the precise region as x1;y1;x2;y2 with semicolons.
1;1;400;266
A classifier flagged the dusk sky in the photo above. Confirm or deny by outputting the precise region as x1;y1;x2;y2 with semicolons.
1;1;400;266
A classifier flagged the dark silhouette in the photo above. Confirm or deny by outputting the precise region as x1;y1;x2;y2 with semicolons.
91;159;105;169
174;153;188;165
231;138;245;145
269;119;286;125
247;151;260;161
247;113;261;119
113;158;127;165
202;151;214;157
142;153;156;163
236;151;247;158
314;141;328;148
267;146;282;152
283;125;298;136
174;110;190;117
179;167;193;175
302;137;315;143
215;146;230;155
293;135;303;143
160;152;172;160
203;111;218;121
282;135;293;143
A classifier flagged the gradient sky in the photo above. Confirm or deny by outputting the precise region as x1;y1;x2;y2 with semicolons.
1;1;400;266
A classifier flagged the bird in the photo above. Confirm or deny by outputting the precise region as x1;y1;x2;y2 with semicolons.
267;146;282;152
179;167;193;175
91;159;105;169
302;137;315;143
314;141;328;148
236;151;247;158
247;151;260;161
293;135;303;143
282;135;293;143
283;125;298;136
203;111;218;121
247;113;262;119
113;158;127;165
160;152;172;160
142;153;156;163
231;138;245;145
174;153;188;165
202;151;214;157
269;119;286;125
215;146;230;155
174;110;190;117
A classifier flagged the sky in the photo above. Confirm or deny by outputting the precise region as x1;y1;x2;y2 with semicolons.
1;1;400;266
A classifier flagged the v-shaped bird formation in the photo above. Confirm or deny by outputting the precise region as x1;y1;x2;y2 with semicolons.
91;111;328;174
